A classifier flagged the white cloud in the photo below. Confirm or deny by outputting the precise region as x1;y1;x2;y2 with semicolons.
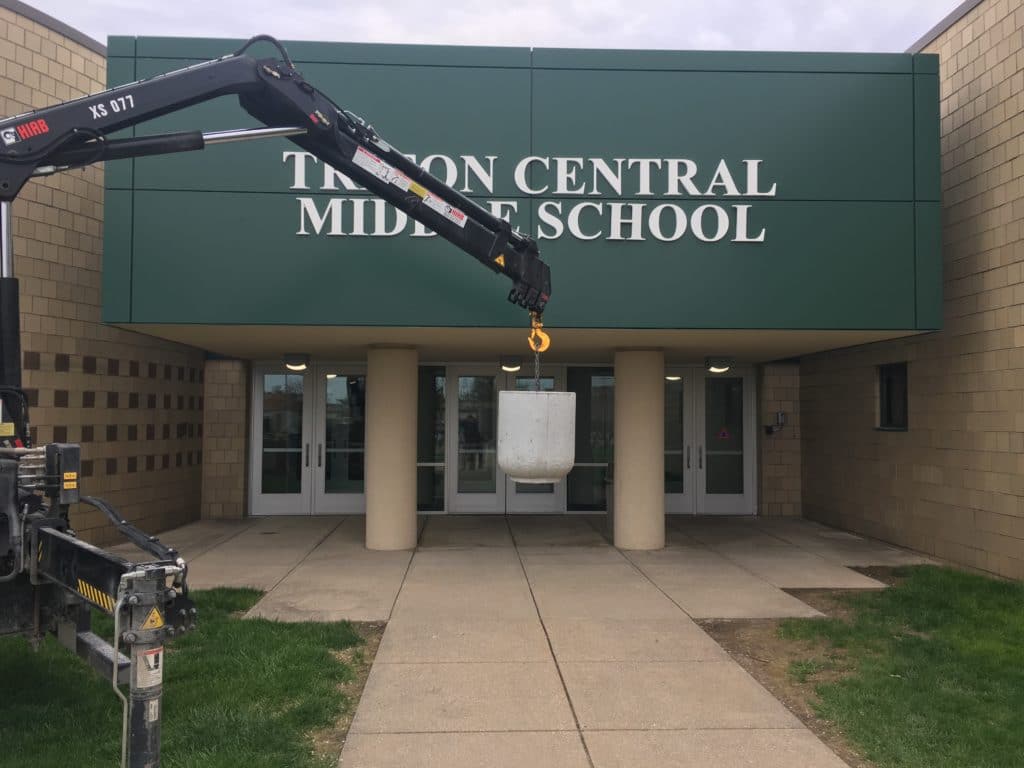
30;0;960;53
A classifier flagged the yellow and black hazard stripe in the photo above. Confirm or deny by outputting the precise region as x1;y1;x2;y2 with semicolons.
76;578;115;613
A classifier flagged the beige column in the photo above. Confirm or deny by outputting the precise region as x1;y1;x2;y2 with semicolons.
613;350;665;550
365;347;419;550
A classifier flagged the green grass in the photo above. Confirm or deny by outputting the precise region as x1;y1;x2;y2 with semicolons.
0;588;363;768
788;657;828;684
779;565;1024;768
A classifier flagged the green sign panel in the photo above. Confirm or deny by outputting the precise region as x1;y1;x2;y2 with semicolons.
104;39;940;330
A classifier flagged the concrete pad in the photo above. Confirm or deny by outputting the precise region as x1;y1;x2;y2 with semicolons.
185;516;341;590
419;515;514;548
508;515;607;547
350;662;576;733
340;732;591;768
560;661;802;730
584;729;849;768
543;618;728;662
404;546;525;577
627;548;821;619
107;518;255;561
670;515;762;539
528;568;681;621
715;548;885;589
393;579;539;620
664;521;700;547
756;519;936;566
518;546;628;566
661;585;821;619
524;560;647;587
246;550;411;622
376;616;551;662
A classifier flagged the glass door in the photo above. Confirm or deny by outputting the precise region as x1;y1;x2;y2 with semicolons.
250;366;312;516
566;367;614;512
447;367;501;513
417;366;446;512
697;369;756;515
505;370;567;513
312;365;366;514
664;372;696;515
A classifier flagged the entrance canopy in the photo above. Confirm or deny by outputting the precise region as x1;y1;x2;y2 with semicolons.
118;324;917;365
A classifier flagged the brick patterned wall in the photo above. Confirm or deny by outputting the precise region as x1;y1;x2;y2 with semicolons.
201;359;248;519
758;363;801;516
802;0;1024;579
0;6;206;545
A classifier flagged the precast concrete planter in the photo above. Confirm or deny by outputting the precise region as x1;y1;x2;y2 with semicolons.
497;390;576;483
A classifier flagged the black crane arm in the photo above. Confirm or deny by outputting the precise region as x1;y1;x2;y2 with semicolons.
0;35;550;313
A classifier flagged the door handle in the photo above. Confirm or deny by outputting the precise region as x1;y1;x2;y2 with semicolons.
698;446;703;470
304;443;310;467
317;444;323;468
686;446;691;469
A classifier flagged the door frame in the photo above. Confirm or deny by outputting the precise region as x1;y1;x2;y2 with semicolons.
249;363;313;516
446;365;503;513
443;364;572;514
664;365;758;516
664;369;697;515
696;366;757;516
249;361;368;516
311;362;367;515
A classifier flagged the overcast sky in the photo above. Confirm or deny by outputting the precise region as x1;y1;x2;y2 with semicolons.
27;0;961;53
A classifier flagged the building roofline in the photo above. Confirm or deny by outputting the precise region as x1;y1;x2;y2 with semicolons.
907;0;985;53
0;0;104;56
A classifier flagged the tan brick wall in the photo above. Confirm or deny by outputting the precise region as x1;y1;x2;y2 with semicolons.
0;7;205;545
802;0;1024;579
758;363;801;516
201;359;248;519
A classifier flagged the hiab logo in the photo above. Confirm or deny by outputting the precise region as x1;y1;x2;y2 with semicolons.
1;119;49;146
15;119;48;139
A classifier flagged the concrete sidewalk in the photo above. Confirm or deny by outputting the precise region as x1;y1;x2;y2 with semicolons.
114;514;932;767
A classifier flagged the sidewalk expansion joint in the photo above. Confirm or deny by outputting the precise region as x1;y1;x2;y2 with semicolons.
262;517;346;596
507;516;598;768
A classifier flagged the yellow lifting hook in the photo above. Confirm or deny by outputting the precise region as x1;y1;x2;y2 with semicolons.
528;312;551;353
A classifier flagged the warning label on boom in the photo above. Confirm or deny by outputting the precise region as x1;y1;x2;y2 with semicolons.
136;647;164;689
140;607;164;630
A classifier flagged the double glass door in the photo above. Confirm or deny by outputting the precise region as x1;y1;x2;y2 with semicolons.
665;367;756;515
447;366;567;514
250;363;366;516
250;362;755;517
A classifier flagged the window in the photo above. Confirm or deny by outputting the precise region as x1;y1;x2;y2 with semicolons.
878;362;908;430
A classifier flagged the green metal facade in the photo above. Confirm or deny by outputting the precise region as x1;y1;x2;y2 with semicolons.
103;38;940;330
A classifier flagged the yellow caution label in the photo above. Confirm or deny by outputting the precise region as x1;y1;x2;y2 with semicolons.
494;254;506;268
63;481;77;490
63;472;77;480
0;422;14;437
141;607;165;630
77;578;115;612
408;181;428;199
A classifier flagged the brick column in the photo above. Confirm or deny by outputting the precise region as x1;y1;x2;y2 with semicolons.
201;359;249;519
